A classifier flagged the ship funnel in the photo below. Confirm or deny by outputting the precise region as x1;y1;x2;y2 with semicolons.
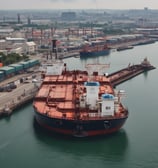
52;39;57;59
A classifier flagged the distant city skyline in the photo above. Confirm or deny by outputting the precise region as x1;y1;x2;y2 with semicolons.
0;0;158;10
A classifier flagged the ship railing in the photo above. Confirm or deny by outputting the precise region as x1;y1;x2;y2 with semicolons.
50;113;75;120
80;112;108;120
45;110;128;120
79;108;128;120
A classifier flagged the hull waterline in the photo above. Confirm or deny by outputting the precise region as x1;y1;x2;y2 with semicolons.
34;110;128;137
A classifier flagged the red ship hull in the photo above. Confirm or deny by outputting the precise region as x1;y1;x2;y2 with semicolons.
33;63;128;137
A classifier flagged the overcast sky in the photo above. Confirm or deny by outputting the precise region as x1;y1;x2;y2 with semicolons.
0;0;158;10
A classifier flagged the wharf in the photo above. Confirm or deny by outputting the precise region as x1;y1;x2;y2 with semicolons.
0;58;155;118
108;59;156;87
108;39;156;50
58;51;79;59
0;80;39;118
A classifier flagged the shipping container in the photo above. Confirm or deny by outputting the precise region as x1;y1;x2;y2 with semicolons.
19;61;30;69
28;59;40;67
9;64;24;74
0;66;15;76
0;71;4;81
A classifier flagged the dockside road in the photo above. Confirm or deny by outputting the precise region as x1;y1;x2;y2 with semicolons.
0;73;40;117
0;82;38;117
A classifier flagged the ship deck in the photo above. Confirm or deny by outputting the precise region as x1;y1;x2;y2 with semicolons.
33;71;128;120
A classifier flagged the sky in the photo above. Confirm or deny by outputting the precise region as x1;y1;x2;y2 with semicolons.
0;0;158;10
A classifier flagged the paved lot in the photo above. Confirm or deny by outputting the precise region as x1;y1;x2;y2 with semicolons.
0;73;40;115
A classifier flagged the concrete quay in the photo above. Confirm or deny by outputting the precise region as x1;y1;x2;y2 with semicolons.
0;79;39;117
58;51;79;59
0;57;155;118
108;38;156;50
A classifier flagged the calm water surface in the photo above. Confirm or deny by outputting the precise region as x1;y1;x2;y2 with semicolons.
0;42;158;168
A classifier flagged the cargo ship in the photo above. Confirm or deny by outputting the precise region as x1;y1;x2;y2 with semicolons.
80;41;110;57
33;61;128;137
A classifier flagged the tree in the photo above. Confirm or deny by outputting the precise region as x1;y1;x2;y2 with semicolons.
0;52;29;66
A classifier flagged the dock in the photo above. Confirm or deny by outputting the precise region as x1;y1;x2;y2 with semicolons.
108;58;156;87
58;51;79;59
0;78;39;118
0;58;155;118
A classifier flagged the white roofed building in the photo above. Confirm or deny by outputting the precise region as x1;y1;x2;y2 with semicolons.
0;29;14;38
10;47;23;55
0;38;37;55
24;41;36;54
0;39;6;50
6;37;26;44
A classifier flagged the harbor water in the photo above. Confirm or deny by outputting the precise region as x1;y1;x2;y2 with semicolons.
0;42;158;168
